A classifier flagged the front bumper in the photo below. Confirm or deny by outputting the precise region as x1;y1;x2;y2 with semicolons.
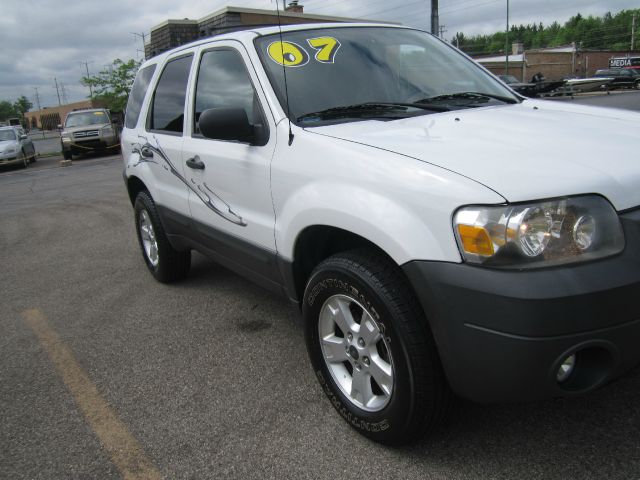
403;208;640;403
62;134;118;153
0;151;19;164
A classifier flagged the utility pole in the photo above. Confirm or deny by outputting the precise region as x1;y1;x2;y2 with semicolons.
80;60;94;98
431;0;439;37
505;0;510;75
131;32;147;60
53;77;62;106
632;14;637;51
33;87;41;111
439;25;447;39
60;83;69;104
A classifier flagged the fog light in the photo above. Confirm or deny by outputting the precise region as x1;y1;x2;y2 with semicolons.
557;354;576;383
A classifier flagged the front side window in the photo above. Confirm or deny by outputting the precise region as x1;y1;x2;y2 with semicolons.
125;64;157;129
255;27;519;125
193;49;263;135
149;54;193;133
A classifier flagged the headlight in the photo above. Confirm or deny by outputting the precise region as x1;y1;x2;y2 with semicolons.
3;147;16;154
453;195;624;268
61;133;70;140
101;126;114;136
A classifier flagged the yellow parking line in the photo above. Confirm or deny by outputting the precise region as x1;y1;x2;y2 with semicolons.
23;309;162;480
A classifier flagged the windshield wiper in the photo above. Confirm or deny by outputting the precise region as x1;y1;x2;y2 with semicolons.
415;92;519;105
297;102;449;122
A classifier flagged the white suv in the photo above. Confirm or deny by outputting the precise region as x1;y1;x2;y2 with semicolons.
121;23;640;445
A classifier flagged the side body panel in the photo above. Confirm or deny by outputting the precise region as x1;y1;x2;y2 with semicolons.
270;122;504;266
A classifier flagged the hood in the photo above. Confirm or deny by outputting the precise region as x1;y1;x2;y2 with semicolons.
0;140;18;151
309;100;640;211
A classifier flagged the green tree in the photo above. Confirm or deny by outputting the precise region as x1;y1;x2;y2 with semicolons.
13;95;33;118
81;58;140;111
0;100;18;121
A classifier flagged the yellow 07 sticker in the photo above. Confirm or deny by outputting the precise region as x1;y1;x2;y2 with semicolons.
307;37;341;63
267;41;310;67
267;36;341;67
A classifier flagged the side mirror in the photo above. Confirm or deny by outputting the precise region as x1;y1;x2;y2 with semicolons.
57;124;63;130
20;134;28;140
199;108;266;145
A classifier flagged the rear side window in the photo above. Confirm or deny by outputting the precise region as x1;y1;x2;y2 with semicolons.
125;65;156;129
149;54;193;133
193;49;263;135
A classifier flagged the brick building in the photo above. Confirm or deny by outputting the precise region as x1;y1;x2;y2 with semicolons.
145;3;375;58
477;44;640;82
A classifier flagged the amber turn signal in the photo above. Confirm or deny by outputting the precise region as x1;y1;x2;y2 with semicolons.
457;225;494;256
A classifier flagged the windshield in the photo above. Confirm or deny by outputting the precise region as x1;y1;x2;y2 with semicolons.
65;111;110;127
0;129;17;141
255;27;519;125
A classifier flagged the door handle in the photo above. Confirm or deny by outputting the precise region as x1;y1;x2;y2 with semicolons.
186;156;205;170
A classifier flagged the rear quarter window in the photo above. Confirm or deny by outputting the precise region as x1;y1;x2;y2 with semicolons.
124;64;157;129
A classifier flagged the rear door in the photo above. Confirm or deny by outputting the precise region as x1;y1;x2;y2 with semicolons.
142;52;195;221
181;41;279;289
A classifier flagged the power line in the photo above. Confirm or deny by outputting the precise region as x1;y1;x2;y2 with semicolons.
131;32;148;60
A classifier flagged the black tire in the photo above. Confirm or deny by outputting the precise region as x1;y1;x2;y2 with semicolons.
20;150;28;168
134;191;191;283
303;249;451;445
63;148;72;160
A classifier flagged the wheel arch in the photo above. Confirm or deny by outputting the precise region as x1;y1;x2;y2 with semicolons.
126;175;148;206
288;225;406;306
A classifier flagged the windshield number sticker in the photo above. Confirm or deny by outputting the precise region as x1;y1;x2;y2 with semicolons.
306;37;341;63
94;112;105;115
267;37;341;67
267;41;310;67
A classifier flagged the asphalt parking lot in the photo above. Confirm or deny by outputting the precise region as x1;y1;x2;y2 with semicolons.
2;94;640;479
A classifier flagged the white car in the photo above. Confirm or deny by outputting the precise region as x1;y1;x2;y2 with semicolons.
0;126;36;168
121;23;640;445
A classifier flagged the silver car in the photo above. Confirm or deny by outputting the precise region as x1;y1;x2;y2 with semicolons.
0;126;36;168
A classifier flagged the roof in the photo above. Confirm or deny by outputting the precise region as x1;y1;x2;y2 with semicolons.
150;6;391;33
527;45;576;53
67;108;108;114
476;54;525;63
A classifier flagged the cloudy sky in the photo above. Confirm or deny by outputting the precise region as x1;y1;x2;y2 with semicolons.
1;0;637;109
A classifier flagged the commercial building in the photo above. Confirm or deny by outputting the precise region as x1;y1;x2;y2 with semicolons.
476;43;640;82
145;3;375;58
24;100;106;131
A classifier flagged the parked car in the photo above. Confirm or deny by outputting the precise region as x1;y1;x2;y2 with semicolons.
59;108;120;160
0;126;36;168
498;75;537;96
594;68;640;89
121;24;640;445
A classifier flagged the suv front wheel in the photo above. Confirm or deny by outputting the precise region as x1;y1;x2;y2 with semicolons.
134;191;191;283
302;249;451;445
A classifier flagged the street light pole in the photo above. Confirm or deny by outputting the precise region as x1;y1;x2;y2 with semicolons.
431;0;439;36
505;0;510;75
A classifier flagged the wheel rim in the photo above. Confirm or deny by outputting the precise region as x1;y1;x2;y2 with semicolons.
318;294;394;412
139;210;159;267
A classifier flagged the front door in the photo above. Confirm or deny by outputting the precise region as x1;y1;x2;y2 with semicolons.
181;44;279;290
